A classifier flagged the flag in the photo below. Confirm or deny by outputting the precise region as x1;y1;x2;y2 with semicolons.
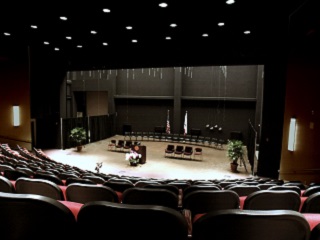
184;111;188;135
166;110;171;134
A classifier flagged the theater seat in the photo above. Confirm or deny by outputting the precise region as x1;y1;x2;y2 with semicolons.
66;183;119;204
243;190;301;211
77;201;189;240
0;175;15;193
15;177;65;200
192;209;310;240
0;192;76;239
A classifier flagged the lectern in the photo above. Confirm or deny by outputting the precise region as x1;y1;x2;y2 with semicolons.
131;145;147;164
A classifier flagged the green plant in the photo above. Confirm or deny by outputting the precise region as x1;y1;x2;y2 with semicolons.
69;127;86;146
227;139;244;165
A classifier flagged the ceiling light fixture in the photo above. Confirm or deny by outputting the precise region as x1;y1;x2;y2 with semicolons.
44;41;49;45
218;22;225;26
60;16;67;21
170;23;177;28
165;36;171;40
159;2;168;8
132;39;138;43
66;36;72;40
4;32;11;36
30;25;38;29
226;0;235;4
102;8;111;13
244;30;251;34
126;26;133;30
102;42;108;46
202;33;209;37
77;45;83;48
91;30;97;34
54;48;59;51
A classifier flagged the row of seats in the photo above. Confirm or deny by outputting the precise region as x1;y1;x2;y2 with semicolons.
1;143;320;239
1;191;320;240
123;132;225;149
165;144;203;160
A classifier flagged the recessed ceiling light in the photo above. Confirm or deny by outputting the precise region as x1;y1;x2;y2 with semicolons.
4;32;11;36
103;8;111;13
170;23;177;28
31;25;38;29
77;45;83;48
66;36;72;40
226;0;235;4
44;41;49;45
165;36;171;40
132;39;138;43
202;33;209;37
91;30;97;34
60;16;67;21
159;2;168;8
244;30;251;34
54;48;59;51
218;22;225;26
102;42;108;46
126;26;133;30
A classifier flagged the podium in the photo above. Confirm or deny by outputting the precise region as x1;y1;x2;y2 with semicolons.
131;145;147;164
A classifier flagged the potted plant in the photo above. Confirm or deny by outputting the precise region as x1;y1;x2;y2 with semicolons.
125;150;141;166
69;127;87;151
227;139;244;172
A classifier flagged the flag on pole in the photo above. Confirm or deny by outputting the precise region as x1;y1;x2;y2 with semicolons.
184;111;188;135
166;110;171;134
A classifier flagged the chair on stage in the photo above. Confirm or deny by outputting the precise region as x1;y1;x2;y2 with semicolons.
115;140;124;151
107;139;117;151
194;148;203;160
174;145;184;158
165;144;175;157
183;146;193;160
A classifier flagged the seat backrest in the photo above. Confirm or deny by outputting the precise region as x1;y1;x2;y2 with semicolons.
65;177;96;186
227;185;261;197
82;175;105;184
66;183;119;204
15;177;65;200
0;175;15;193
144;184;180;196
122;187;179;209
183;190;240;218
268;185;301;196
301;192;320;213
103;181;135;193
3;169;31;180
243;190;301;211
183;185;221;198
0;192;76;240
310;222;320;240
77;201;189;240
192;209;310;240
33;172;64;185
303;186;320;197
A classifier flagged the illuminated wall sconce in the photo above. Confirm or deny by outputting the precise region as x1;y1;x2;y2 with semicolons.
288;117;296;151
13;106;20;127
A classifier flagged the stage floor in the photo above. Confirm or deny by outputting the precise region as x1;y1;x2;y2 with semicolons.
44;135;252;181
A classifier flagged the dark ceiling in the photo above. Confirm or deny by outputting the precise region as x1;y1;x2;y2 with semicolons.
0;0;319;70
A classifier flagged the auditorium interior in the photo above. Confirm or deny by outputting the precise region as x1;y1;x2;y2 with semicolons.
1;1;320;239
